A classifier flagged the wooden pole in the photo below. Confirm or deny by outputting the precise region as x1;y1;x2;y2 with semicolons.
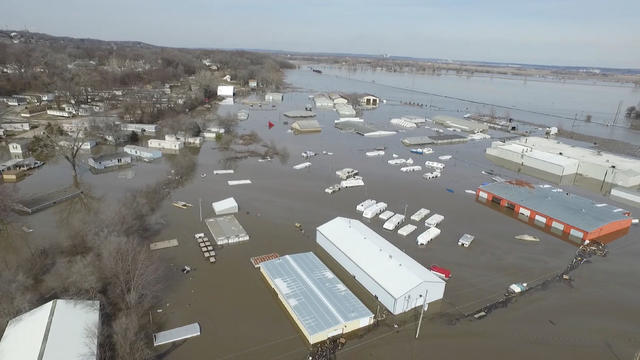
199;198;202;222
415;289;428;339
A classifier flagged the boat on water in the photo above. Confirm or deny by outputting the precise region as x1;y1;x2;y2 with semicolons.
515;234;540;242
172;201;193;209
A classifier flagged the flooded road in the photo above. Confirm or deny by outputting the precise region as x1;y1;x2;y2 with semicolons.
2;68;639;359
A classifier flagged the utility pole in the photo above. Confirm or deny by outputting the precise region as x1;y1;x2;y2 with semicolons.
199;198;202;222
415;289;428;339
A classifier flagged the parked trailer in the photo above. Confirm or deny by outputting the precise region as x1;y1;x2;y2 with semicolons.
417;227;441;245
458;234;475;247
379;210;395;221
397;224;417;236
383;214;405;230
410;208;431;222
356;199;376;212
400;165;422;172
425;161;445;170
388;159;407;165
429;265;451;280
363;202;387;219
423;171;441;179
425;214;444;227
366;150;385;157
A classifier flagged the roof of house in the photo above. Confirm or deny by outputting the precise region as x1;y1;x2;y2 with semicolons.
261;252;372;337
90;152;129;163
317;217;444;299
0;299;99;360
479;182;630;232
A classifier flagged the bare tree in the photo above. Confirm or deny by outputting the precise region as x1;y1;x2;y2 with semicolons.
29;122;88;177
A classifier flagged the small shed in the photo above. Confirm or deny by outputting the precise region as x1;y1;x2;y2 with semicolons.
217;85;234;97
248;79;257;88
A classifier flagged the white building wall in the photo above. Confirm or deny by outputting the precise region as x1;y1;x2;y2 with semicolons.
316;231;397;313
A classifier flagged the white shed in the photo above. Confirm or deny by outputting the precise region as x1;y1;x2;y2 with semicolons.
316;217;446;315
0;299;99;360
212;197;238;215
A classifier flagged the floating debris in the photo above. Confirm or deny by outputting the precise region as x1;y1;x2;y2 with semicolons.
400;166;422;172
515;234;540;242
228;180;252;186
172;201;192;209
293;162;312;170
438;155;452;161
150;239;179;250
366;150;385;157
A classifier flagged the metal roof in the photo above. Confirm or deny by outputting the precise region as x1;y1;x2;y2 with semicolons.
0;299;99;360
261;252;372;337
479;182;630;232
317;217;445;299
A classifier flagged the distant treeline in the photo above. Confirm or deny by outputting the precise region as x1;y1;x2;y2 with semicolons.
0;30;294;95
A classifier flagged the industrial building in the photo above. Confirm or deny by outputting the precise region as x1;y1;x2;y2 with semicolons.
486;137;640;188
477;182;632;241
316;217;446;315
260;252;373;344
433;115;488;133
0;299;99;360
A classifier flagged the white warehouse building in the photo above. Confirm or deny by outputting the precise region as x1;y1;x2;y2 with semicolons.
316;217;446;315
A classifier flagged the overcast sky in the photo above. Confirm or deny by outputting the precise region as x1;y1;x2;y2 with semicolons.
2;0;639;68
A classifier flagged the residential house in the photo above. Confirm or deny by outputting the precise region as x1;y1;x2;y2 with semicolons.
123;145;162;160
148;138;184;151
20;105;48;117
47;109;74;118
265;92;283;102
0;122;30;131
88;153;132;171
8;141;29;154
120;123;157;134
360;94;380;107
6;96;28;106
248;79;257;89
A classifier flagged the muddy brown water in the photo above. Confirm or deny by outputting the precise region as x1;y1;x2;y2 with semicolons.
2;69;639;359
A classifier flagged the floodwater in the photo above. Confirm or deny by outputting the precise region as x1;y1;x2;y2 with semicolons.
2;68;640;359
299;64;640;145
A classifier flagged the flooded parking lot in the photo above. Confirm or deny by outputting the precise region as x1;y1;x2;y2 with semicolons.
2;68;639;359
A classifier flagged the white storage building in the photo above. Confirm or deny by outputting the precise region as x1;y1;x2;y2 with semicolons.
0;299;99;360
316;217;446;315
